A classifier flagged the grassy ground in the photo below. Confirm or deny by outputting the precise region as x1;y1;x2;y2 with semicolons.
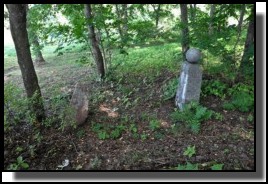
4;42;254;170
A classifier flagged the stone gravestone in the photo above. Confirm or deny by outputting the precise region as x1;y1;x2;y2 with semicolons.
175;48;202;110
70;83;89;125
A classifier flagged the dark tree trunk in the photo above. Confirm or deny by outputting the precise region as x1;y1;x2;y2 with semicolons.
209;4;216;35
84;4;105;78
6;4;45;122
237;4;246;33
240;7;254;74
152;4;161;28
180;4;189;60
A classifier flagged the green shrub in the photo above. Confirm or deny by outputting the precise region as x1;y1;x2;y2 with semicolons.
223;92;254;112
4;83;36;131
170;102;213;134
202;79;227;99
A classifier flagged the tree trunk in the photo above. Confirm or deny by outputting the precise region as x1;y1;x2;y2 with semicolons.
32;37;46;64
84;4;105;78
122;4;128;37
237;4;246;33
115;4;124;44
151;4;161;29
180;4;189;60
240;7;254;74
233;4;246;55
209;4;216;35
26;4;45;65
6;4;45;122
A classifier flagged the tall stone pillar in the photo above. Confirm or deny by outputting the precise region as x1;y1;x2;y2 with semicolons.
175;48;202;110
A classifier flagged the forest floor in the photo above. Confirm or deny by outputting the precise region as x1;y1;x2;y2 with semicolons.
4;43;255;170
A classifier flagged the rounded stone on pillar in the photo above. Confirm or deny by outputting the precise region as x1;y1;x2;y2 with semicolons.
186;48;201;63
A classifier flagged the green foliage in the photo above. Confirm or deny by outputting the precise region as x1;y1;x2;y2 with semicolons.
4;83;36;131
91;122;126;140
149;119;161;131
170;102;213;134
8;156;29;170
223;86;254;112
202;79;227;99
46;90;77;131
161;78;179;101
211;163;224;170
177;162;198;170
98;131;109;140
183;145;196;158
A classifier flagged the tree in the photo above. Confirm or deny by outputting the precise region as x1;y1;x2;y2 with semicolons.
240;6;254;75
6;4;45;122
84;4;105;78
151;4;161;28
180;4;189;60
209;4;216;35
26;4;46;64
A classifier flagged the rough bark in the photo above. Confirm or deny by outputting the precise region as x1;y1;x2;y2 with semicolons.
6;4;45;122
180;4;190;60
84;4;105;78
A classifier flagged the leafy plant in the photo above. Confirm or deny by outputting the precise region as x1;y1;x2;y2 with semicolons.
177;162;198;170
149;119;161;131
98;131;109;140
202;79;227;99
223;92;254;112
162;78;179;100
170;102;213;134
183;145;196;158
8;156;29;170
211;163;224;170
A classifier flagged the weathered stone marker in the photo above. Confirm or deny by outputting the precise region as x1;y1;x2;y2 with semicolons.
70;83;89;125
175;48;202;110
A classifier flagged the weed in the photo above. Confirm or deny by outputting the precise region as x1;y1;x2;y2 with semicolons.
211;163;224;170
177;162;198;170
183;145;196;158
8;156;29;170
98;131;109;140
161;78;179;101
170;102;213;134
141;133;148;141
149;119;161;131
214;112;224;121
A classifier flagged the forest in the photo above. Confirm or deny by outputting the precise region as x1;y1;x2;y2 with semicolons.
4;4;254;170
